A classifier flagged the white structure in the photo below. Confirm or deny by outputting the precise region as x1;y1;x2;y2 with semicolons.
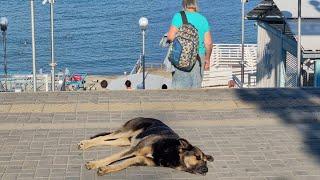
247;0;320;87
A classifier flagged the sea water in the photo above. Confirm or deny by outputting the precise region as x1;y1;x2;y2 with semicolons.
0;0;259;75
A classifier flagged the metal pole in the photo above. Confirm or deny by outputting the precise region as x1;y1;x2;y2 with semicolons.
2;31;7;91
297;0;302;87
142;30;146;89
315;60;320;87
31;0;37;92
241;0;245;86
50;0;56;92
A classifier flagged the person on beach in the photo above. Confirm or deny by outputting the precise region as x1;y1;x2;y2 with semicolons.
162;84;168;89
167;0;212;89
100;80;108;90
125;80;132;90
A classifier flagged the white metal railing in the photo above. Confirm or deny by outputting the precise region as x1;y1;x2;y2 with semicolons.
211;44;257;68
130;55;142;75
0;74;50;92
130;56;165;75
202;44;258;88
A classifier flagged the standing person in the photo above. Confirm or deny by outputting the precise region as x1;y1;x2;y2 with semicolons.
167;0;213;89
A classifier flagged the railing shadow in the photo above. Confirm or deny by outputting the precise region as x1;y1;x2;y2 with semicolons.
235;88;320;163
310;0;320;12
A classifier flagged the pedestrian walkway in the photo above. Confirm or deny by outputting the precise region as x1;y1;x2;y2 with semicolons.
0;88;320;180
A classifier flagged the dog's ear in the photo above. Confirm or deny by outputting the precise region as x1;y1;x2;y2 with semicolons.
178;138;192;151
205;154;214;162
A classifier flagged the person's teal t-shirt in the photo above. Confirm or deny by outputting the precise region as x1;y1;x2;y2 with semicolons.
171;11;210;57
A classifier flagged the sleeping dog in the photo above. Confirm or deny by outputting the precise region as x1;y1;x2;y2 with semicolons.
78;117;214;176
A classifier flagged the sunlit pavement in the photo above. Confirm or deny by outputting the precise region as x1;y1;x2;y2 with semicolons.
0;88;320;180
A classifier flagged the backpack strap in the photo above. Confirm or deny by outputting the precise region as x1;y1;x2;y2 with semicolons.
180;11;188;24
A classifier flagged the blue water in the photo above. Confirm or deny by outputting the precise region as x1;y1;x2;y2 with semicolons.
0;0;259;75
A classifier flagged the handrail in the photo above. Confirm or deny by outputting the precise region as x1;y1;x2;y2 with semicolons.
130;58;165;75
130;55;142;75
232;75;243;88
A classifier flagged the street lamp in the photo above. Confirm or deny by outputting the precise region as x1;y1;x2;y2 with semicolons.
30;0;37;92
43;0;57;92
0;17;8;91
139;17;148;89
241;0;249;87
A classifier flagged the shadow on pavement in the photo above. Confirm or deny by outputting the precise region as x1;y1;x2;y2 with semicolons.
235;88;320;163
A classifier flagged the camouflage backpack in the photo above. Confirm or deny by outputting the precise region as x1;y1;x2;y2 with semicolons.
169;11;200;72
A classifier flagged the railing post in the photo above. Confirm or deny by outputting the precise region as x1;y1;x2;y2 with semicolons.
315;60;320;87
297;0;302;87
49;0;56;92
240;0;245;86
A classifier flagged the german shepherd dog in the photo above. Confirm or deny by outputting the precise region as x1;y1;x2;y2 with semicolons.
78;117;214;176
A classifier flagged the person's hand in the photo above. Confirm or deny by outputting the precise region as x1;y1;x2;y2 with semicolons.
204;61;210;71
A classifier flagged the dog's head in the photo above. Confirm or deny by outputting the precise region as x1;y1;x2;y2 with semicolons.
178;138;214;175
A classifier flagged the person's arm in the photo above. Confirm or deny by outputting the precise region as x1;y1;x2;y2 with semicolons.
167;26;178;42
204;31;213;71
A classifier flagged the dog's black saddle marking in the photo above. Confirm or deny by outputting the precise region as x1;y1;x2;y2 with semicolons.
136;125;178;139
152;138;181;167
125;118;179;140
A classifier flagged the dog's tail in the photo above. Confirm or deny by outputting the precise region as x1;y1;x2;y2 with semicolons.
90;132;112;139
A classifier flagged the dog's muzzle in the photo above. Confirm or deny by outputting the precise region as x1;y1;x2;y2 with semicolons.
196;166;208;175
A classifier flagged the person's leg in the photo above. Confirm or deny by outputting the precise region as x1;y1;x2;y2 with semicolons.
172;68;193;89
200;56;205;78
191;59;203;88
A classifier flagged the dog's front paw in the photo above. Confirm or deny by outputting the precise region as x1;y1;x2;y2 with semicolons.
78;140;89;150
97;167;109;176
85;161;100;170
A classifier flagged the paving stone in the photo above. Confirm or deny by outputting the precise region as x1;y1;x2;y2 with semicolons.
1;89;320;179
1;173;19;180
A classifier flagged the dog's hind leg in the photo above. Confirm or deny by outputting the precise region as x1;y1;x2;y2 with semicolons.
78;129;142;150
78;137;131;150
97;156;155;176
85;148;136;170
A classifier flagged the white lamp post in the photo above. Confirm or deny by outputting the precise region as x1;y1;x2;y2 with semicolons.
43;0;56;91
241;0;249;87
0;17;8;91
30;0;37;92
139;17;148;89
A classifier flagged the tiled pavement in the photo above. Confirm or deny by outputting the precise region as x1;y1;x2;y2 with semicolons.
0;88;320;180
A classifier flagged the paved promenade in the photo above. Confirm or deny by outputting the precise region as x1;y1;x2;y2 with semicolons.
0;88;320;180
